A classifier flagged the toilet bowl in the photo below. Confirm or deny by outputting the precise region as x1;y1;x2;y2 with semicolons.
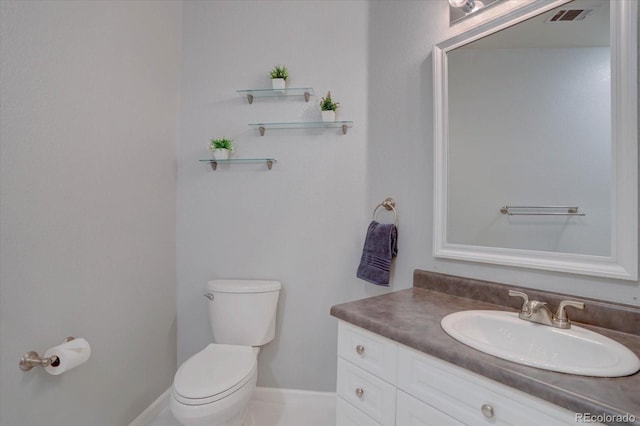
170;279;281;426
171;344;258;426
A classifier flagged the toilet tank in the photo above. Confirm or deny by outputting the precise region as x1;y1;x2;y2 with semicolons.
206;280;281;346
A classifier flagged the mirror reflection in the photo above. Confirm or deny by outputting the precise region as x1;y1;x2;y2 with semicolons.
447;0;611;256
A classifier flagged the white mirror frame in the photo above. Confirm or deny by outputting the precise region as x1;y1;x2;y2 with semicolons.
433;0;638;280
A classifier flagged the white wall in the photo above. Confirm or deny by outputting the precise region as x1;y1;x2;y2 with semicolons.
448;47;611;255
0;2;181;425
177;0;369;392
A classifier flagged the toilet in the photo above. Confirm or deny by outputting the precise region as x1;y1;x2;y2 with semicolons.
170;280;281;426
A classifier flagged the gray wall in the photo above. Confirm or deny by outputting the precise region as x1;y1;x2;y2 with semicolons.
0;2;181;425
176;0;370;392
366;0;449;297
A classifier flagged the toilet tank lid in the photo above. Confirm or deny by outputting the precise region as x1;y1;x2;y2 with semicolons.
207;279;281;293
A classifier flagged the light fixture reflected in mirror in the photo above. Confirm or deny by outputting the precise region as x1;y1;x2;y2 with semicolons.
449;0;484;14
449;0;502;25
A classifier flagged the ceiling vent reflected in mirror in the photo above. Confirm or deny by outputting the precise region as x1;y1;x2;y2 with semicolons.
546;8;595;22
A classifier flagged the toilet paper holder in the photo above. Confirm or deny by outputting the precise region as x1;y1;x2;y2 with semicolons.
19;337;75;371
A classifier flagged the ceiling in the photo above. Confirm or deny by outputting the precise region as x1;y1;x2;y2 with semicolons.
460;0;609;49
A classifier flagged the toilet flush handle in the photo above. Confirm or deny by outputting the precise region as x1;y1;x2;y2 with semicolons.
204;293;215;301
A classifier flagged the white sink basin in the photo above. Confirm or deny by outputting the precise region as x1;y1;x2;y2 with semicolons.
441;310;640;377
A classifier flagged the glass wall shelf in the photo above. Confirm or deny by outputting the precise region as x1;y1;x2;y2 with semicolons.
237;87;315;104
249;121;353;136
199;158;278;171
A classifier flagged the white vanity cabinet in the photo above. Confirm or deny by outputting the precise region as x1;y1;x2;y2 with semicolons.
336;321;583;426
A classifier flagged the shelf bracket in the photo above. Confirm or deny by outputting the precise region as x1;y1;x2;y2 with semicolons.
246;94;254;104
259;126;266;136
210;161;218;171
266;160;274;170
342;124;349;135
304;91;311;102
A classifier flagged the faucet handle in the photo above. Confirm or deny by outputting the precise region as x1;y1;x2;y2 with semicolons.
554;300;584;328
508;290;530;313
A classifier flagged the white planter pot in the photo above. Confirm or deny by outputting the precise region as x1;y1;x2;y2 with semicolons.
321;110;336;122
212;149;230;160
272;78;286;90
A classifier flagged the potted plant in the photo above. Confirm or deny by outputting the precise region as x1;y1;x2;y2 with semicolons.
269;65;288;90
320;91;340;122
209;138;233;160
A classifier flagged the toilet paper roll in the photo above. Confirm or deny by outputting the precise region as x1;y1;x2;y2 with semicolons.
43;338;91;376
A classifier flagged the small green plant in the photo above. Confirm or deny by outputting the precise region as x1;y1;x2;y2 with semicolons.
269;65;288;80
209;138;233;151
320;91;340;111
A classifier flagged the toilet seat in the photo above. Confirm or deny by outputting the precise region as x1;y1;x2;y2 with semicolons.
173;344;257;406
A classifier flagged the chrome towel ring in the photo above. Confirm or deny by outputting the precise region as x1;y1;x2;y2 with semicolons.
372;198;398;226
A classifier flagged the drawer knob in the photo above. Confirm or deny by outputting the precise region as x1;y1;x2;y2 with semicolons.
481;404;494;418
355;345;365;355
355;387;365;398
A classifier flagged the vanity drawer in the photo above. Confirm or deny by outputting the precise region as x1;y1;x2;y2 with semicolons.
338;321;398;384
337;358;396;426
396;390;464;426
397;346;578;426
336;396;381;426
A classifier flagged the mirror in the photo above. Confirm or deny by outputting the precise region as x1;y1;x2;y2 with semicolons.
433;0;637;280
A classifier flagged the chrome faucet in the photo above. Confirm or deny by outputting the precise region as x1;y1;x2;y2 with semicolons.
508;290;584;329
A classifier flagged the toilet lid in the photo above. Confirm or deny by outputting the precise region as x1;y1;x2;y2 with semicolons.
173;344;256;400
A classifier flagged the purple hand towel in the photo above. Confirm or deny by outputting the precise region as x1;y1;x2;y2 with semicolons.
356;221;398;286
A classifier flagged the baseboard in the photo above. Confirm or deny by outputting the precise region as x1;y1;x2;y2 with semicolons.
251;387;336;406
129;388;170;426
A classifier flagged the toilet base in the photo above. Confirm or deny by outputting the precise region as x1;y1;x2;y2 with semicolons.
170;372;256;426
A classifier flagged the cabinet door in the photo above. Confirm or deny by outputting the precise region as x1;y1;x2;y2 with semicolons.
336;396;381;426
397;346;579;426
396;391;464;426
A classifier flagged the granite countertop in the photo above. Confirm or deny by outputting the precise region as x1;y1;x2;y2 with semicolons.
330;271;640;425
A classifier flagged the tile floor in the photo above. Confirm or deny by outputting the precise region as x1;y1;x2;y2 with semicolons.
147;389;336;426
